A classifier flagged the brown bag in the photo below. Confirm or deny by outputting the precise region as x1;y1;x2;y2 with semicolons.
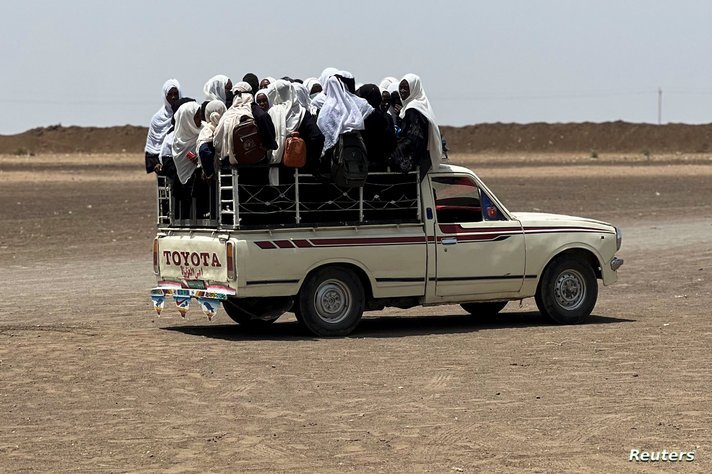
231;119;266;165
283;132;307;168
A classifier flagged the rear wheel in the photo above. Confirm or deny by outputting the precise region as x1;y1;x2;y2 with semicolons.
536;256;597;324
460;301;507;320
297;267;364;337
223;297;291;330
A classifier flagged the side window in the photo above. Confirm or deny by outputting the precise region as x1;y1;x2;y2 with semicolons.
480;190;507;221
431;176;482;223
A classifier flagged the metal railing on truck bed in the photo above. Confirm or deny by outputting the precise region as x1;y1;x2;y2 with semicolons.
157;167;421;230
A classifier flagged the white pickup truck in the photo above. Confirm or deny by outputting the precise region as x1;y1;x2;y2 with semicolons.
150;164;623;336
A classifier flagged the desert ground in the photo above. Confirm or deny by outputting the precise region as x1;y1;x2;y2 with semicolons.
0;152;710;472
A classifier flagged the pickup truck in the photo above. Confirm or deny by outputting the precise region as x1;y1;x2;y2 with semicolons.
150;164;623;336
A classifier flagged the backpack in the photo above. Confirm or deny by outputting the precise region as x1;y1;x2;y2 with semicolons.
230;119;266;165
331;131;368;188
283;132;307;168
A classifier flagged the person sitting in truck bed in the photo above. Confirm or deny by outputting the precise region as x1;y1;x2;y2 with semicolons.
304;77;322;100
268;79;324;185
213;82;255;164
250;92;278;153
145;78;181;174
215;81;278;185
317;76;372;157
389;74;443;179
197;100;227;180
356;83;397;172
310;67;339;112
203;74;233;107
172;100;203;219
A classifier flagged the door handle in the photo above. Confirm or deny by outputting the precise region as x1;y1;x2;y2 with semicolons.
441;237;458;245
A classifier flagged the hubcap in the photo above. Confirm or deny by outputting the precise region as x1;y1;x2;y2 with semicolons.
554;269;586;310
314;279;352;324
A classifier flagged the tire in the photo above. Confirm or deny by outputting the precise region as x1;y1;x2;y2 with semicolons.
460;301;508;320
297;266;365;337
223;297;289;330
535;255;598;324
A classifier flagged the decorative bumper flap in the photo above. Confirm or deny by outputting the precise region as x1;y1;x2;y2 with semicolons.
150;284;236;321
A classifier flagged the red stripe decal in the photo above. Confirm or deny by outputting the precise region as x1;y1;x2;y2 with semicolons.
439;224;521;234
255;241;277;249
275;240;295;249
293;239;313;248
310;236;425;246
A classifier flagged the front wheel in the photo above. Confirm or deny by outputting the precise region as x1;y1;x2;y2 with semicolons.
535;256;597;324
297;267;365;336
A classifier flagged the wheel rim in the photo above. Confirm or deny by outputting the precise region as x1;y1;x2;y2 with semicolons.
313;279;352;324
554;269;586;310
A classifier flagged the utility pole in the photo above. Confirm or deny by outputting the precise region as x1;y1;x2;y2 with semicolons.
658;87;662;125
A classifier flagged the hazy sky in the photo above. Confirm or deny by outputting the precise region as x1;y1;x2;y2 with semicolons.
1;0;711;134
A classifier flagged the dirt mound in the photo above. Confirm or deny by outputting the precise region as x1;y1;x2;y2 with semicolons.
0;125;147;154
2;121;712;155
440;121;712;154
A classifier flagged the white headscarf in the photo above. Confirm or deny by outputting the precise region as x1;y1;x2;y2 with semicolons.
316;76;373;155
213;83;254;163
197;100;227;150
293;82;316;115
145;78;181;154
304;77;320;95
311;67;339;110
399;74;443;170
319;67;338;86
172;102;201;184
255;89;272;110
267;80;306;184
203;74;230;103
379;76;398;93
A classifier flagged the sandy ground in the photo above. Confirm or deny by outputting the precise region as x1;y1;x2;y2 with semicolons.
0;153;710;472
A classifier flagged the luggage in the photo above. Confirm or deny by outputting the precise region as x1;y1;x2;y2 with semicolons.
231;119;265;165
331;131;368;188
283;132;307;168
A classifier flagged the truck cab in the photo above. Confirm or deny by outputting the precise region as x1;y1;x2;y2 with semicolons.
151;164;623;336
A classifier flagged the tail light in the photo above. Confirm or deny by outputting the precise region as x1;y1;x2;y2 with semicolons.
152;238;160;274
226;241;236;280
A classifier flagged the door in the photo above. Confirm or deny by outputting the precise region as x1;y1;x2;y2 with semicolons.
431;175;526;297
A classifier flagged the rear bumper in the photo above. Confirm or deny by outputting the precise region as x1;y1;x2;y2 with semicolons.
150;282;236;320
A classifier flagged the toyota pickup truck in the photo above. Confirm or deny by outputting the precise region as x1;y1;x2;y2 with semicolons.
150;164;623;336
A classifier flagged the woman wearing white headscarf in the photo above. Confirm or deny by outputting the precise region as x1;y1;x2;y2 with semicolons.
255;88;272;112
316;76;373;156
391;73;443;178
310;67;339;111
170;101;202;219
196;100;227;178
268;79;324;184
293;82;317;116
267;80;305;184
213;82;255;164
172;102;202;185
203;74;232;105
145;78;181;173
304;77;322;99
